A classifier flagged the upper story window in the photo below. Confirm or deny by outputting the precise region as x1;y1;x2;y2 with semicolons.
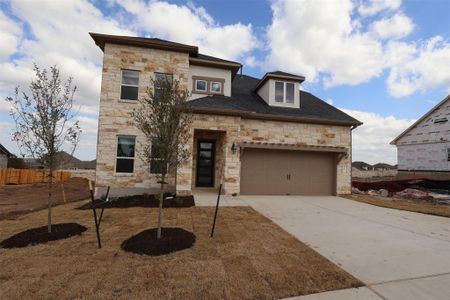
210;81;222;94
120;70;139;100
192;76;224;95
154;73;173;99
275;81;295;104
195;79;207;92
116;135;135;173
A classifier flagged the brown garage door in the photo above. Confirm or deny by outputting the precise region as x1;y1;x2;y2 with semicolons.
240;148;337;195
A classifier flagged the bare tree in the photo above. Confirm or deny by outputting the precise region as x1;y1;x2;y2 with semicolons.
133;77;192;239
6;64;81;233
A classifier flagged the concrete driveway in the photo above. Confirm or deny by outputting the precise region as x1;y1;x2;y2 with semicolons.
240;195;450;300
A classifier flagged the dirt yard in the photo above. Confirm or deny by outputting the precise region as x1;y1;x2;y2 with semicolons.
0;177;91;220
0;201;362;299
343;194;450;218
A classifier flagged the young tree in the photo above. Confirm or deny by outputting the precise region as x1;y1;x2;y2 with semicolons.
133;77;192;239
6;64;81;233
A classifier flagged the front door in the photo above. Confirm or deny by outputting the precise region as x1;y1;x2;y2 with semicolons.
196;140;215;187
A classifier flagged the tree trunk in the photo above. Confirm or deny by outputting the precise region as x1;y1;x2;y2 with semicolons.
47;168;53;233
157;174;166;239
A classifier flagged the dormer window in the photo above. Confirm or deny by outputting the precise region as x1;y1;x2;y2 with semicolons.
192;76;225;95
211;81;222;94
275;81;295;104
195;79;207;92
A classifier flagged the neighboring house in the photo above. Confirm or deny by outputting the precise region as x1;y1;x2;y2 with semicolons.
352;161;397;179
90;33;362;197
0;144;12;169
391;95;450;180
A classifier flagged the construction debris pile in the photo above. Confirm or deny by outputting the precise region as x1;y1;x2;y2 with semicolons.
352;178;450;204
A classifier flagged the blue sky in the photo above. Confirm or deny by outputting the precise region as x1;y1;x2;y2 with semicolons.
1;0;449;164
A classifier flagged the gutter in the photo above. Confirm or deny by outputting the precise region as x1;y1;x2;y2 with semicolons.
189;106;363;127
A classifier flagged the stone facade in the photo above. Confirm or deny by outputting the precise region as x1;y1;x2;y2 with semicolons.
175;114;352;195
95;43;353;196
95;43;189;196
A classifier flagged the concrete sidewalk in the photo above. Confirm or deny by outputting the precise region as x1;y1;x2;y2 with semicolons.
240;195;450;300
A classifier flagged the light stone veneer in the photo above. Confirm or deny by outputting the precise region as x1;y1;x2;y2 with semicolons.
176;115;352;195
95;43;189;196
95;43;352;196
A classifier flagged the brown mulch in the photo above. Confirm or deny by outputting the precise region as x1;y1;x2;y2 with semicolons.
0;177;90;220
343;194;450;218
0;223;87;249
121;227;196;256
0;200;362;299
77;194;195;210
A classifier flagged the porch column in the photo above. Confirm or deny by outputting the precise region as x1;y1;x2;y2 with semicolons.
222;129;241;195
176;129;194;195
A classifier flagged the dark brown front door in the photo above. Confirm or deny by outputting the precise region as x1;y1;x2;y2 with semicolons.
196;140;215;187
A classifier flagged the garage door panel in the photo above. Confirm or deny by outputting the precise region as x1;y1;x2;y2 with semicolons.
241;148;336;195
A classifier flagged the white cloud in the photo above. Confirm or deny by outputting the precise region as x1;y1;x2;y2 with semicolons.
0;0;133;115
343;108;414;164
266;0;450;96
387;36;450;97
266;0;385;87
358;0;402;16
0;11;22;62
370;13;414;40
114;0;258;60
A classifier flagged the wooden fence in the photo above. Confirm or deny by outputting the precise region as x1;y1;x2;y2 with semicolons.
0;168;71;185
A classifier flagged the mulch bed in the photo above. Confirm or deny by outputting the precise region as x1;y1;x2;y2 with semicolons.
0;223;87;248
121;227;196;256
77;194;195;210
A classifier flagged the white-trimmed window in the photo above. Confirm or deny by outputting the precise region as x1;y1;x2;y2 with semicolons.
210;81;222;94
120;70;139;100
195;79;207;92
116;136;135;173
150;143;166;174
275;81;296;104
154;73;173;100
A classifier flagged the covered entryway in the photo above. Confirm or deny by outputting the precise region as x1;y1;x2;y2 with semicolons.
240;143;345;195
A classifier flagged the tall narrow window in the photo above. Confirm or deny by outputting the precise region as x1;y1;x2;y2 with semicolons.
120;70;139;100
275;81;284;102
286;82;295;103
448;148;450;161
116;136;135;173
154;73;173;99
150;143;167;174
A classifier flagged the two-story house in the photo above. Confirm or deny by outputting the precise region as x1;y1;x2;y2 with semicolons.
90;33;362;197
391;95;450;180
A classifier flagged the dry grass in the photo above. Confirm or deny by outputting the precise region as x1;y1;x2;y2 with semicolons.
343;194;450;218
0;200;362;299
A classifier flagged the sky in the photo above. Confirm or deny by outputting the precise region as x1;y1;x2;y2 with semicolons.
0;0;449;165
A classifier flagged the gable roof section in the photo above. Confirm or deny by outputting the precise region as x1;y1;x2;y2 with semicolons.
254;71;306;92
90;32;199;55
0;144;12;156
391;94;450;145
188;75;362;127
189;53;242;77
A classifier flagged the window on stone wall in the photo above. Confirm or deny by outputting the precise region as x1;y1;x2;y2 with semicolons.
116;136;135;173
154;73;173;100
150;143;167;174
448;148;450;161
120;70;139;100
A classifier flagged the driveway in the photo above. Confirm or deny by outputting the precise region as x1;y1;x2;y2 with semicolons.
240;195;450;300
